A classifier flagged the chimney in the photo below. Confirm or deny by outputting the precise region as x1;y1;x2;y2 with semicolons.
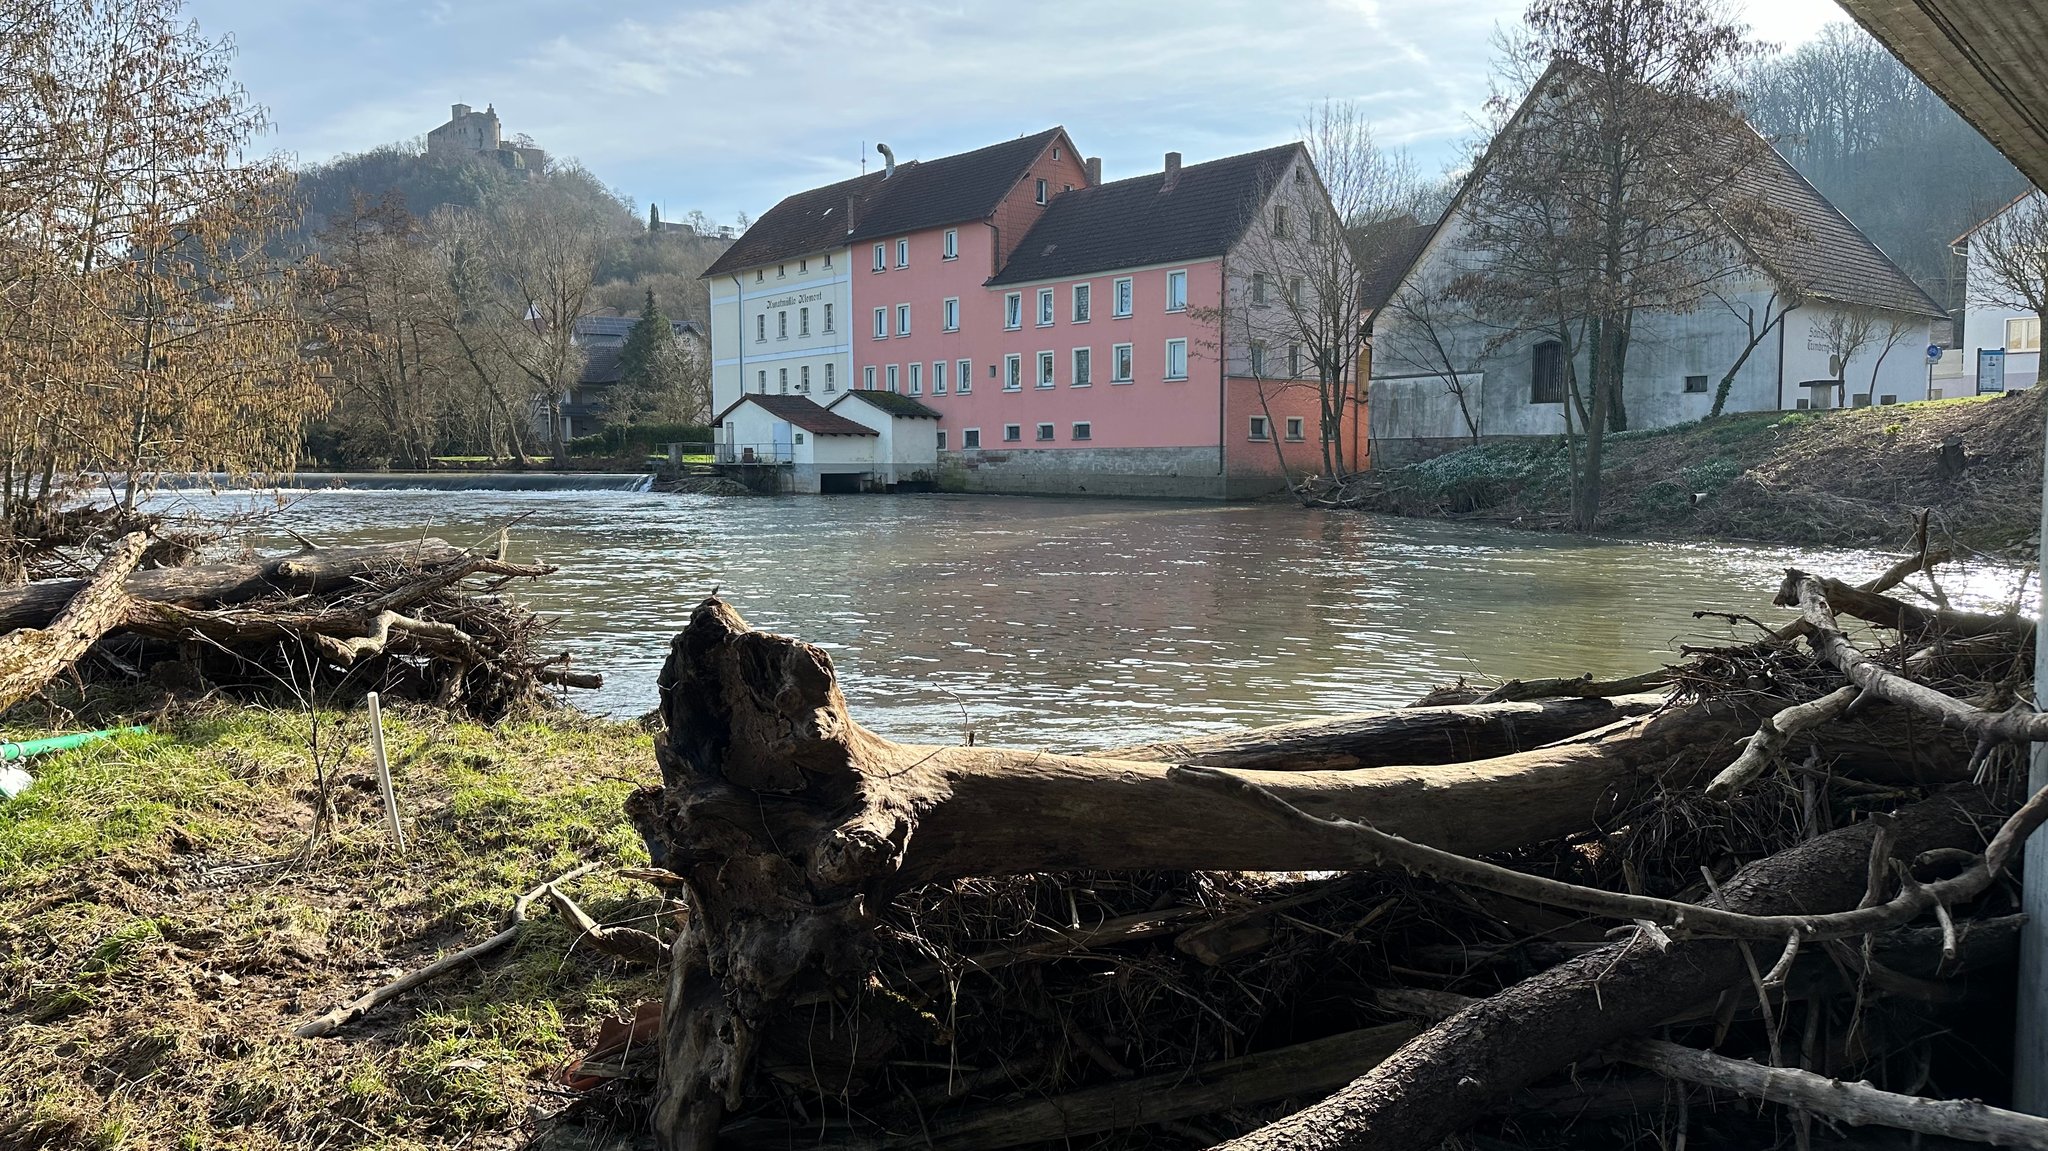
876;142;896;179
451;103;471;120
1085;156;1102;185
1162;152;1182;192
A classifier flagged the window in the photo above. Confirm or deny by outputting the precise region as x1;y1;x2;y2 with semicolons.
1165;338;1188;380
778;367;789;393
777;310;788;339
1309;213;1322;242
1037;288;1055;326
1072;421;1092;441
896;238;909;268
1289;344;1302;377
825;363;836;392
1796;397;1812;410
1530;340;1564;403
873;307;888;339
757;369;767;393
800;365;810;392
799;306;810;336
1036;350;1056;387
943;229;958;259
1683;374;1708;394
2007;315;2041;352
1285;417;1305;441
1113;277;1133;317
1004;293;1023;330
1112;343;1133;382
958;358;972;394
1294;166;1306;187
908;362;922;395
799;258;808;273
943;298;959;331
756;314;766;342
937;430;947;449
1036;422;1055;441
1003;423;1022;442
1252;273;1268;304
1273;206;1289;239
863;365;876;389
1073;347;1092;386
777;263;786;278
794;432;805;444
896;303;911;336
1073;283;1091;322
932;361;947;394
1166;270;1187;312
873;243;886;271
823;303;834;333
1035;178;1048;205
1287;276;1302;305
1250;341;1266;375
1248;416;1270;441
1004;353;1022;390
1882;394;1899;405
963;428;981;448
755;269;764;283
824;252;833;268
886;364;899;391
1852;392;1873;407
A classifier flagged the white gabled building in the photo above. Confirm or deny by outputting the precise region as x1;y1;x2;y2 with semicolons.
1366;72;1949;466
703;182;862;422
1952;189;2044;395
826;390;941;486
711;394;884;494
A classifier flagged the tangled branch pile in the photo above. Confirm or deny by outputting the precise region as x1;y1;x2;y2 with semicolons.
618;533;2048;1150
0;531;594;721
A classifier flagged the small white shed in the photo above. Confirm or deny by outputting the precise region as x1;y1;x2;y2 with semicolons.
712;394;880;493
826;391;942;486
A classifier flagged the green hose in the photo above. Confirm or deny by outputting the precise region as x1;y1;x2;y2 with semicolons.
0;726;147;762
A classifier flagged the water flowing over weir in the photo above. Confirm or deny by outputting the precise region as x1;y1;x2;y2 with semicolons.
158;488;2032;743
148;471;658;493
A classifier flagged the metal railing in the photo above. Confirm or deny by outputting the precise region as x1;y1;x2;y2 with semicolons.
714;442;797;465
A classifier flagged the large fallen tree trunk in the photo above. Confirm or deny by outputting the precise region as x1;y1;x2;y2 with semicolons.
0;538;471;633
1211;787;2006;1151
628;598;1763;1149
0;531;150;713
1099;694;1664;770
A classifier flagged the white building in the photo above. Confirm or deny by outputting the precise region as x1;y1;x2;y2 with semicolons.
1953;190;2044;395
827;390;941;486
1367;76;1947;466
712;394;888;493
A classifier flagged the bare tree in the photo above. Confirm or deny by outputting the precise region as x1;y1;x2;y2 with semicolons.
1454;0;1769;530
1969;190;2048;319
1813;308;1877;406
1707;287;1800;417
1378;268;1485;445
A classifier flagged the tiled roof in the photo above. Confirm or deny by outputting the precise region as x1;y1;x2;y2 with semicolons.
578;346;622;386
1355;216;1436;314
830;389;941;419
987;144;1302;286
574;316;703;340
713;394;879;436
1726;140;1947;318
703;128;1066;278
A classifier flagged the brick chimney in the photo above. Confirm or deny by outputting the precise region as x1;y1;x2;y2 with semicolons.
1085;156;1102;185
1162;151;1182;192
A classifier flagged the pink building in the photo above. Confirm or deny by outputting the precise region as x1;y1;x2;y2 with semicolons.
711;129;1360;497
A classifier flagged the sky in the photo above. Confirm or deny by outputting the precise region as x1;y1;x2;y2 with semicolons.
187;0;1853;225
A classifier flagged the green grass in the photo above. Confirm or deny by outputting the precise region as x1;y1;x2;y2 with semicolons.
0;700;664;1151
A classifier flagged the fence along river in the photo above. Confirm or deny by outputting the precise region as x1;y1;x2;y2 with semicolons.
167;478;2028;749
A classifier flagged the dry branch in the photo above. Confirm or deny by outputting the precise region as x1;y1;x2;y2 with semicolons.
0;530;149;713
1705;685;1859;799
547;881;665;966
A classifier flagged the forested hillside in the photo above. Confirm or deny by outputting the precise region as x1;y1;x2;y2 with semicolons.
1744;22;2028;316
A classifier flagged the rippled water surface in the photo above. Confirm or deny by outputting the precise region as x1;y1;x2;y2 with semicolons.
167;484;2030;749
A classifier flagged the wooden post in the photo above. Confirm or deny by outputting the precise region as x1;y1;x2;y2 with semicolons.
2018;417;2048;1113
366;691;405;853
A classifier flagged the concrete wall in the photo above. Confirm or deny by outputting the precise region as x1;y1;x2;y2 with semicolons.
709;251;854;421
940;444;1256;498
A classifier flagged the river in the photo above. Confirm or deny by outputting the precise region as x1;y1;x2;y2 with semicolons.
162;480;2031;750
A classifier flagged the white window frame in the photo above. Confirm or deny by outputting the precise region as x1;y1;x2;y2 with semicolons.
1165;338;1188;380
1004;353;1022;391
932;360;947;394
963;427;981;449
1113;277;1133;317
1037;288;1055;327
1035;421;1055;442
823;303;835;333
896;303;911;336
757;369;767;393
943;229;958;260
2008;315;2042;352
778;367;788;393
777;263;786;279
863;365;876;389
908;361;922;395
886;364;899;391
1166;270;1187;313
1037;350;1056;388
825;362;836;391
1251;273;1268;305
1284;416;1305;441
1004;293;1023;330
872;243;886;271
1250;341;1266;375
896;238;909;267
800;364;811;392
1112;342;1133;383
873;307;888;339
824;252;834;268
798;306;810;336
957;358;972;394
777;310;788;339
1072;421;1092;441
1248;415;1270;441
1035;178;1048;205
936;429;947;449
943;297;960;331
799;257;808;273
1072;283;1091;323
1003;423;1022;442
756;314;766;342
1072;346;1091;387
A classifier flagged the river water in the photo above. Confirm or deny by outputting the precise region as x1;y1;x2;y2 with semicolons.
162;481;2031;750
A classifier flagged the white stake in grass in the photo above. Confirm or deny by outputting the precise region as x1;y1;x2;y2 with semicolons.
366;691;405;852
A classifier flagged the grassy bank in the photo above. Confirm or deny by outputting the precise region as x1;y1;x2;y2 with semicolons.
0;698;662;1151
1357;387;2048;551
